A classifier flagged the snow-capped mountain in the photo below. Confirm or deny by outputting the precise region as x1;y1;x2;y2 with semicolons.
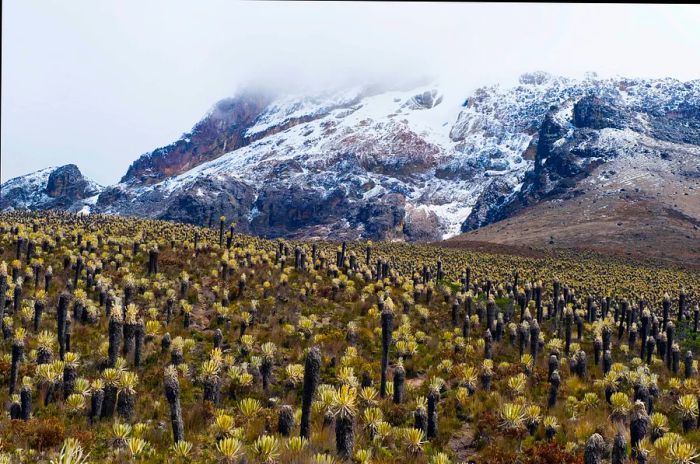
459;74;700;232
0;165;103;214
3;72;699;243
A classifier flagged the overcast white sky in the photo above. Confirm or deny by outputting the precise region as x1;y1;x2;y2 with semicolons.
2;2;699;185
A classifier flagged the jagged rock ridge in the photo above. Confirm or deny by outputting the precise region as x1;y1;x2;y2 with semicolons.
461;75;700;231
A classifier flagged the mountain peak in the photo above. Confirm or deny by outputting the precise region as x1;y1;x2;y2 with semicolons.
1;164;102;213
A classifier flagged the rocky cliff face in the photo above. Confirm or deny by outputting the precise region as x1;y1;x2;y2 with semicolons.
4;72;699;242
460;75;700;231
1;165;102;213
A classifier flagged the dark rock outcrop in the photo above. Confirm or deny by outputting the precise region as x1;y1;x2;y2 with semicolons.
1;165;102;212
573;95;625;130
95;186;131;207
355;193;406;240
160;178;257;230
649;103;700;145
45;165;95;200
460;178;514;232
250;185;350;238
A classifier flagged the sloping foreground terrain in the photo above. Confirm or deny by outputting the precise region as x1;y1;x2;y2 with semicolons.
0;212;699;463
2;72;699;245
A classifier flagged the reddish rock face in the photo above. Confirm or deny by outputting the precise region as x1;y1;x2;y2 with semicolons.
121;92;274;184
